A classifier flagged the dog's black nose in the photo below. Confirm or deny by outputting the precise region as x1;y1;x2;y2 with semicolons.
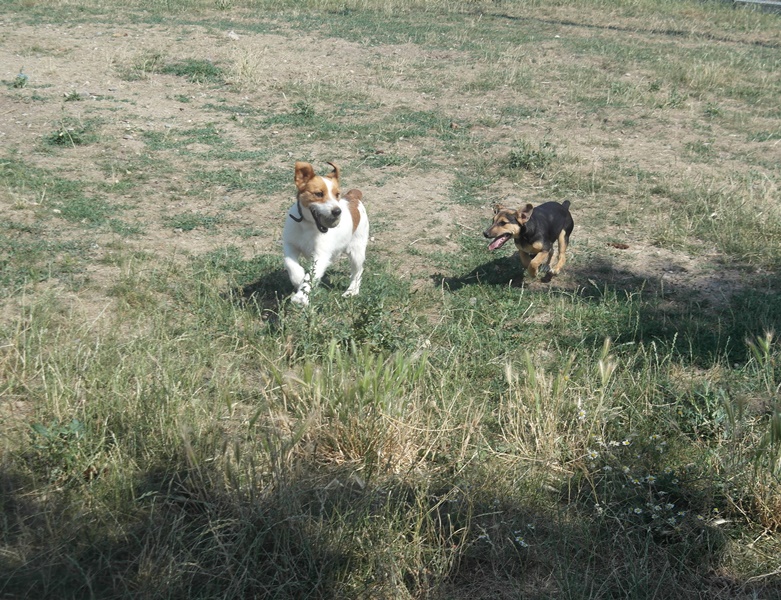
332;207;342;217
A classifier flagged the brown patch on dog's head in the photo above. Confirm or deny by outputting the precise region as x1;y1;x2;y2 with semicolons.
294;161;315;190
294;161;343;230
294;161;341;207
484;206;522;251
344;189;362;203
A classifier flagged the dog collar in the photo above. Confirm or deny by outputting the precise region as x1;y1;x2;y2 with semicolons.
289;200;328;234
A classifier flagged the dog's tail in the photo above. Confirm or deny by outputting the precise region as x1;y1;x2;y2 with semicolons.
562;200;571;210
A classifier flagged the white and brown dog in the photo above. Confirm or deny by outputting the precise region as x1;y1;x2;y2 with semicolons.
283;161;369;306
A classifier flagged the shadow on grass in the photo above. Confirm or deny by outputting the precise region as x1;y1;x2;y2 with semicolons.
435;250;781;366
431;255;524;291
488;10;781;51
2;457;776;599
567;256;781;365
227;265;291;320
0;464;351;599
226;258;342;318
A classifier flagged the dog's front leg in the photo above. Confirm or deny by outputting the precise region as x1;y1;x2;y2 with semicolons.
519;251;533;275
288;255;331;306
527;251;550;278
284;247;311;306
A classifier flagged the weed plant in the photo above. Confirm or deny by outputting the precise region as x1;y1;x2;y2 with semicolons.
45;117;100;147
12;70;28;88
507;140;557;174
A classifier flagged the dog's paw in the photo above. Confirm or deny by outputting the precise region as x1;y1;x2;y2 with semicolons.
290;291;310;306
342;290;359;298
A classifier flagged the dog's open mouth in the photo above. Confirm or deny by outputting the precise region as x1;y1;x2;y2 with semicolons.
488;233;511;251
310;208;333;233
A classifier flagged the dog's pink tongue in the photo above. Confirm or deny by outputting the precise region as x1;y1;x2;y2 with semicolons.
488;236;508;251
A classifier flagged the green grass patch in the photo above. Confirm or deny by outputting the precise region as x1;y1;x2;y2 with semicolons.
656;174;781;268
12;70;29;88
0;236;92;290
506;139;558;173
142;123;226;150
45;117;100;147
160;58;225;84
163;211;225;231
3;251;780;597
107;218;144;236
1;156;84;201
56;195;116;224
750;129;781;143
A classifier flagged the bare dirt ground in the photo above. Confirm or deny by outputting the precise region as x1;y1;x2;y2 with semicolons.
0;11;777;313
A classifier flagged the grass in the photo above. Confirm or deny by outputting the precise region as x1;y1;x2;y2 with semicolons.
45;117;101;147
163;210;225;231
507;139;558;173
3;257;780;597
160;58;225;84
1;0;781;598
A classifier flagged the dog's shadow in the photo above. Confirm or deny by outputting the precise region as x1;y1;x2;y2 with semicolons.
229;268;347;316
228;268;292;317
432;255;544;291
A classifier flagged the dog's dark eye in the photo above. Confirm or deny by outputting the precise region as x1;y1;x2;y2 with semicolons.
499;220;507;226
335;192;341;199
314;191;324;198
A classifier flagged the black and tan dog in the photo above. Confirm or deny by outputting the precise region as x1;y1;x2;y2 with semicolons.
484;201;573;279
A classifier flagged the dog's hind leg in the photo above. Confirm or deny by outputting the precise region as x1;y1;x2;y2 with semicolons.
550;230;568;275
343;247;365;297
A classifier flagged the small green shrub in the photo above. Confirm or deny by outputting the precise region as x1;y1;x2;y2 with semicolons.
507;139;557;172
28;419;85;482
45;118;99;147
12;70;28;88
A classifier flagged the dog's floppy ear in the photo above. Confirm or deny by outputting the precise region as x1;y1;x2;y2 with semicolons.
325;161;340;182
295;161;316;191
518;203;534;224
492;203;505;215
